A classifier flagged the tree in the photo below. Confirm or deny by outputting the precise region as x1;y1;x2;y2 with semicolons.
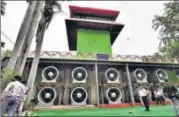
1;0;6;16
6;1;37;71
26;0;62;104
159;40;179;62
152;1;179;62
15;1;44;75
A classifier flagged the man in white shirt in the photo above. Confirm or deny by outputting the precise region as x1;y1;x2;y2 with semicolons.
1;75;28;116
138;87;150;111
17;80;29;116
155;88;165;105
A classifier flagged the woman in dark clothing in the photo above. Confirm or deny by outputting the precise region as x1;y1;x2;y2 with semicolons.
163;84;179;117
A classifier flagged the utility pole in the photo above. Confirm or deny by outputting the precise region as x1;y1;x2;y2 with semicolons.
15;1;44;75
26;15;46;104
6;1;37;71
125;64;135;106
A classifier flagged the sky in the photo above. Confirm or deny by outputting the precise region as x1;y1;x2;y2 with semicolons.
1;1;168;56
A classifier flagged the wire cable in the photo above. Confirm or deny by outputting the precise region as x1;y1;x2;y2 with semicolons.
1;31;15;45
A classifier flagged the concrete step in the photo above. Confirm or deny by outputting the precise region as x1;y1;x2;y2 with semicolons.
34;104;96;110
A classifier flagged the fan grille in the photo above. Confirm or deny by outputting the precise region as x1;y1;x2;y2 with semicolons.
72;67;88;81
134;69;147;81
156;69;167;81
105;68;119;81
38;87;56;104
107;88;121;102
42;66;59;81
71;87;87;103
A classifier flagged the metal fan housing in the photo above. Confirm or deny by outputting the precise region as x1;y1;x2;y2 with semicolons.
41;66;59;83
133;69;148;83
105;87;122;104
70;87;88;105
155;69;168;83
105;68;120;84
72;67;88;84
37;87;57;106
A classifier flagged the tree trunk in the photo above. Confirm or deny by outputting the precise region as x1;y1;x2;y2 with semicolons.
6;1;37;71
26;17;46;104
15;1;44;75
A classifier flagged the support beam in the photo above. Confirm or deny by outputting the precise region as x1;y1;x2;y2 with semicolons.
6;1;37;71
15;1;44;75
26;7;46;103
125;64;135;106
95;63;100;107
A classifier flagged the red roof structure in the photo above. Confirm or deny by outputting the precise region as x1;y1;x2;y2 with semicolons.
69;5;120;21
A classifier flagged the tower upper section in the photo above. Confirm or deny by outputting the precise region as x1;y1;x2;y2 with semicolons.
69;5;120;22
65;5;124;55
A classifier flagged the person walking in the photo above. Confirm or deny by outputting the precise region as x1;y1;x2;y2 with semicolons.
17;80;29;116
138;87;150;111
163;84;179;117
1;75;28;116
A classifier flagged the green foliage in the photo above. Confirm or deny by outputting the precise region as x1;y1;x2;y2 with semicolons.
2;68;15;81
36;0;62;38
152;1;179;62
157;40;179;62
1;68;15;90
1;49;12;59
167;70;179;84
152;1;179;45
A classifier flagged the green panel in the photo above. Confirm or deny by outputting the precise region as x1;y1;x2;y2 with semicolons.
167;70;179;84
35;67;43;83
77;29;112;55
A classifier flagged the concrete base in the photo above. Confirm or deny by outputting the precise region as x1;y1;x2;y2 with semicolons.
34;104;96;110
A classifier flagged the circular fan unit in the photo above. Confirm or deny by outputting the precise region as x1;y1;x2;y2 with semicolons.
134;69;147;81
71;87;88;104
105;68;119;81
42;66;59;81
38;87;57;104
105;87;122;102
72;67;88;81
156;69;168;81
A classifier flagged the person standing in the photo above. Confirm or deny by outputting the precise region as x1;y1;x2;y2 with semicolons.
154;88;165;105
163;84;179;117
138;87;150;111
17;80;29;116
158;88;165;105
1;75;28;116
154;89;160;105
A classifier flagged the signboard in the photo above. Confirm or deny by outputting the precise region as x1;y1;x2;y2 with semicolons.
96;54;109;60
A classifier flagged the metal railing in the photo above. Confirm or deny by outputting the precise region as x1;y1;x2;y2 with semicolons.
27;51;177;64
